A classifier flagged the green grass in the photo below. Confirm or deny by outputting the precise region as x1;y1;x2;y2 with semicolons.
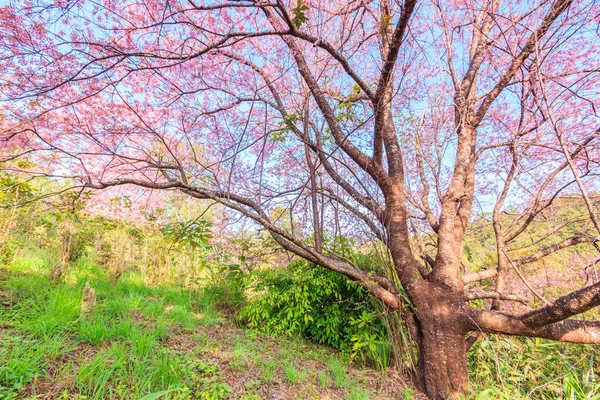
230;337;250;371
141;298;166;319
110;316;137;339
0;252;209;399
258;359;277;383
284;363;308;384
347;387;372;400
199;306;220;326
0;249;385;399
78;318;113;345
102;297;132;318
19;284;81;338
0;336;47;392
318;371;330;387
468;335;600;399
2;245;599;399
328;357;351;388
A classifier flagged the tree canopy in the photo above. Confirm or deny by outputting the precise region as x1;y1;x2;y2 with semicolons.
1;0;599;398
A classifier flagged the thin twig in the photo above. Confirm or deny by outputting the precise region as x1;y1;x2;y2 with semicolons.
503;250;550;305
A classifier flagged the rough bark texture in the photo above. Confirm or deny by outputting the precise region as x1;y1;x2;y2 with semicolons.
467;309;600;344
521;281;600;328
418;287;469;399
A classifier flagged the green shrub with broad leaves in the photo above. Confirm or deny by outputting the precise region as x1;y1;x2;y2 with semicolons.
239;259;390;369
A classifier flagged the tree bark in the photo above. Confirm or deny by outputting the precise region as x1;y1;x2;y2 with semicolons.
415;285;470;399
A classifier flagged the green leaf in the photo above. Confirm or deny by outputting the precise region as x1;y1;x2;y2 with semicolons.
138;388;180;400
292;0;309;29
270;130;286;143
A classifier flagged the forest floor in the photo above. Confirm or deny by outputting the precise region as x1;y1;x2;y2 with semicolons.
0;253;413;400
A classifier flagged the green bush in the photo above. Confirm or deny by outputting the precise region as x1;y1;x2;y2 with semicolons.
239;260;390;368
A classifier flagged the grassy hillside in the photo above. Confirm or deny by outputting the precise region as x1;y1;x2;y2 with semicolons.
0;252;407;400
0;177;599;399
1;245;424;400
2;246;600;399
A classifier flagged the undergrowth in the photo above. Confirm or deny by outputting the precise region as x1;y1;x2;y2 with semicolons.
468;334;599;399
0;249;372;399
0;228;598;398
239;259;391;369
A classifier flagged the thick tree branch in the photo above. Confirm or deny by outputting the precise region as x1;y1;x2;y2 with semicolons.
515;234;600;266
466;308;600;344
290;31;375;101
373;0;417;104
520;281;600;329
84;177;400;309
260;7;390;189
220;52;384;220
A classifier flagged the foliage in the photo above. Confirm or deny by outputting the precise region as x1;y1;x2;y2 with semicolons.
0;176;599;397
240;259;391;368
468;335;599;399
0;174;221;289
0;243;377;399
163;220;213;251
2;1;600;396
291;0;309;28
462;196;600;309
349;310;391;371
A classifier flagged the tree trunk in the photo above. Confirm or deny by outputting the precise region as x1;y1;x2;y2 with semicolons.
420;320;468;399
415;288;469;399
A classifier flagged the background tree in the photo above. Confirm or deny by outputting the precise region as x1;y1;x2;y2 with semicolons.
1;0;599;398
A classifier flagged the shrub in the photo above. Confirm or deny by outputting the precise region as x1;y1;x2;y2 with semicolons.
239;260;390;368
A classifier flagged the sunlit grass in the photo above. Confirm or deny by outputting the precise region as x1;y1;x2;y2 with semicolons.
2;246;598;400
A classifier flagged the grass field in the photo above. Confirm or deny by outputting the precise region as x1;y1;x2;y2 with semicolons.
0;251;408;400
1;248;599;399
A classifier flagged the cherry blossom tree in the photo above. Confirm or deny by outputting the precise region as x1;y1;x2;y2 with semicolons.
1;0;600;397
